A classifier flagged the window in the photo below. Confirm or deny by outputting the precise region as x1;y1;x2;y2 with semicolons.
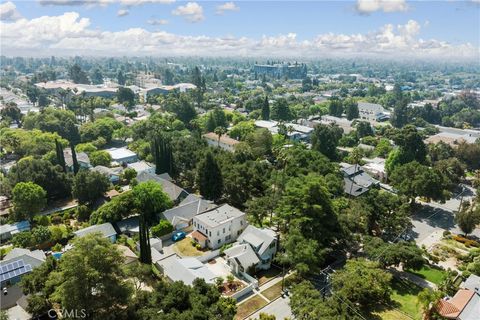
223;228;225;234
225;235;231;241
240;220;243;226
269;241;276;249
209;231;211;237
217;231;220;236
218;239;221;244
237;230;242;236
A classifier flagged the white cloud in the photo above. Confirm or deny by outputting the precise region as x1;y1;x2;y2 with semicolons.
172;2;204;23
0;1;22;21
38;0;174;6
356;0;408;14
117;9;129;16
216;2;239;15
1;11;477;61
147;18;168;25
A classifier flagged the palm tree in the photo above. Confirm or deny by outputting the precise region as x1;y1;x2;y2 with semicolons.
417;288;443;319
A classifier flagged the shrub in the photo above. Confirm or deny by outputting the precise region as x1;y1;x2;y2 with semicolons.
151;220;173;238
51;215;62;225
12;231;33;248
52;243;62;252
34;215;50;226
76;205;91;222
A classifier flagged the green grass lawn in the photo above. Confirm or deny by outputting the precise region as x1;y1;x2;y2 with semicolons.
406;265;447;285
235;294;268;320
390;278;423;320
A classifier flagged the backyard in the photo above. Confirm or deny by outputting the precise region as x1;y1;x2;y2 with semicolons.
173;238;204;257
256;267;282;286
260;274;298;301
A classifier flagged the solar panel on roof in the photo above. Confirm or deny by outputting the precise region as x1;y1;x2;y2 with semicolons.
6;263;14;271
18;260;24;268
1;265;7;273
25;265;32;272
12;261;19;269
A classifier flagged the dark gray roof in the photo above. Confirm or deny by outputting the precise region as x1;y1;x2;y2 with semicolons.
163;197;217;226
238;225;276;256
136;171;188;202
115;216;139;233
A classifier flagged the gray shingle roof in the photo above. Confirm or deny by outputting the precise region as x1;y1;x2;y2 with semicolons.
238;225;276;256
157;256;216;286
163;197;217;226
224;244;260;270
74;222;117;239
136;171;188;202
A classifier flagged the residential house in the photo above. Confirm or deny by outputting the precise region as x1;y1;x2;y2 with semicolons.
106;147;138;164
127;160;155;175
341;164;379;197
64;147;90;171
73;222;117;242
362;157;387;181
0;248;46;287
156;255;217;286
192;204;247;250
92;165;122;184
115;216;139;236
136;171;188;203
203;132;240;152
117;245;138;264
436;274;479;320
425;132;478;147
224;226;277;274
162;194;217;230
0;221;30;241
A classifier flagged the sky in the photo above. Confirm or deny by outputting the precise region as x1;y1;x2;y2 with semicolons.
1;0;479;60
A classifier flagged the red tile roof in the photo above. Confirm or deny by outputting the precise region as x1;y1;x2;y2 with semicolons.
436;289;475;319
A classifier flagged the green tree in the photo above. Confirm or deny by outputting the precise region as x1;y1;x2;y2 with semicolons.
12;182;47;222
12;231;33;248
72;170;110;205
117;70;126;85
89;150;112;167
31;226;52;246
91;68;103;85
151;220;174;237
311;124;343;160
49;234;131;319
271;98;292;121
345;100;359;120
261;96;270;120
121;168;137;184
0;102;22;125
7;158;72;200
391;99;410;128
331;259;392;311
355;121;373;138
328;99;343;117
196;152;223;201
69;64;90;84
117;87;135;108
455;201;480;236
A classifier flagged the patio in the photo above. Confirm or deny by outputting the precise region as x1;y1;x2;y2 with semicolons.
205;257;233;278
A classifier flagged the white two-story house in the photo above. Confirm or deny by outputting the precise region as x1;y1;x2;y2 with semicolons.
191;204;247;250
224;225;277;274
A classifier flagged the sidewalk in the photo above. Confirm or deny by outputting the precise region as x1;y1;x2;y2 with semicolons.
389;268;437;290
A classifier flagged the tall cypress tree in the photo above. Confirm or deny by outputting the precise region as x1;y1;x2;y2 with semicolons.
195;152;223;202
261;96;270;120
55;139;66;173
138;213;151;264
152;136;174;176
70;142;79;174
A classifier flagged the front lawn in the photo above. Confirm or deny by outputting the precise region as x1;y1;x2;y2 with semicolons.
260;274;298;301
173;238;203;257
406;265;447;285
235;294;268;320
257;267;282;286
390;278;422;320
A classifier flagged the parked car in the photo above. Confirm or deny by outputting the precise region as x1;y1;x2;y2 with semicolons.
172;231;186;242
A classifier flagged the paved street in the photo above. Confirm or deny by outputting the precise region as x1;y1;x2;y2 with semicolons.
248;296;292;320
408;184;480;245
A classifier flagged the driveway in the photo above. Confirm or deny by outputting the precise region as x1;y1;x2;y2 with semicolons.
0;284;23;309
248;296;292;320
